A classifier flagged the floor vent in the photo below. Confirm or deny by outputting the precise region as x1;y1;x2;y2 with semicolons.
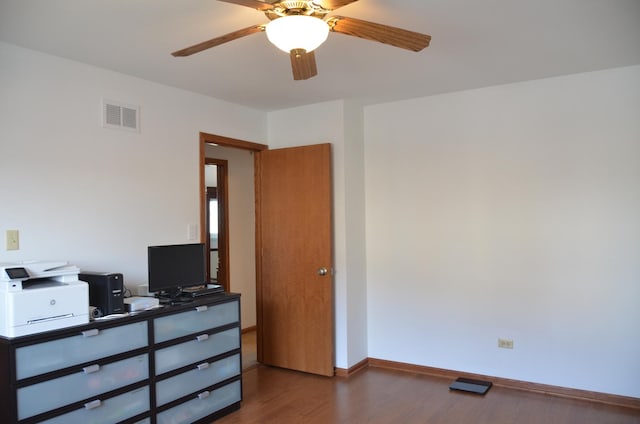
102;99;140;132
449;377;492;395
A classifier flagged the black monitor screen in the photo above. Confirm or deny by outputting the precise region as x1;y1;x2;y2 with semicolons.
148;243;206;294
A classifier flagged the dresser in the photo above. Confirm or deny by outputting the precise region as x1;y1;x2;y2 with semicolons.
0;293;242;424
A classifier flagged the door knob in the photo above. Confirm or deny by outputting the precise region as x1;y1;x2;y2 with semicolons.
317;267;328;276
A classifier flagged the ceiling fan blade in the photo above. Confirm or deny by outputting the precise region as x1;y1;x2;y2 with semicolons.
172;25;264;57
313;0;358;10
328;16;431;52
217;0;276;11
290;49;318;80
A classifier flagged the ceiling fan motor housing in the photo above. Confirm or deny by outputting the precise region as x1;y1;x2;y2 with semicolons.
265;0;330;20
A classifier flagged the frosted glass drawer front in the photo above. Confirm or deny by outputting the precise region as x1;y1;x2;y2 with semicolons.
16;321;148;379
155;327;239;375
156;353;240;406
17;354;149;419
40;386;150;424
157;380;241;424
154;300;239;343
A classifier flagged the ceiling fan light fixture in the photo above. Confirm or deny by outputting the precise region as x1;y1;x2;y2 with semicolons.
266;15;329;54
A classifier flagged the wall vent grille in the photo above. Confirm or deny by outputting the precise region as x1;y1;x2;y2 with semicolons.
102;99;140;132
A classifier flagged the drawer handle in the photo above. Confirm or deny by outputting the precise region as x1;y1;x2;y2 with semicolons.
197;391;210;400
197;362;210;371
84;399;102;410
82;329;100;338
196;334;209;342
195;305;208;312
83;364;101;374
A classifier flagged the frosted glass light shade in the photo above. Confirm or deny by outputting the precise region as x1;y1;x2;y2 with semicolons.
265;15;329;53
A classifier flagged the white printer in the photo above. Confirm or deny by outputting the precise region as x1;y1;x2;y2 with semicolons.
0;261;89;337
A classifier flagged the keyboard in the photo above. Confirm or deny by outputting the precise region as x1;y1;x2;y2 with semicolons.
181;284;224;297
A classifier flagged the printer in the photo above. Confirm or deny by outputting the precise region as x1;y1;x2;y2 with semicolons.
0;261;89;338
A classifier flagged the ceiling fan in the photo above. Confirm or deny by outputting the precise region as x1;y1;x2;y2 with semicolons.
171;0;431;80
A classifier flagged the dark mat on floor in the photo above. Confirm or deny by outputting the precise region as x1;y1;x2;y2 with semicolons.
449;377;492;395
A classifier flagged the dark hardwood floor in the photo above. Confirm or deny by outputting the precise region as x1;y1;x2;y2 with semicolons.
241;329;257;371
216;364;640;424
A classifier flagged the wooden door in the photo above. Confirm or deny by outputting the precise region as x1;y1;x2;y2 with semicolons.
255;143;334;376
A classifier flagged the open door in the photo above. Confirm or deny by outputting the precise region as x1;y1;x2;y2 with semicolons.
255;143;334;376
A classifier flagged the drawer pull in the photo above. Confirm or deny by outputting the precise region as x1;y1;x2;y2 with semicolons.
82;329;100;338
83;364;101;374
84;399;102;410
197;362;210;371
196;334;209;342
195;305;208;312
197;390;210;400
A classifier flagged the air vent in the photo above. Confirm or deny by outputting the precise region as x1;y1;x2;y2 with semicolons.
102;99;140;132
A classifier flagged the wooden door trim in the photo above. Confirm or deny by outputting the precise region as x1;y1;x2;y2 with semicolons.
199;132;267;288
254;153;264;363
200;132;268;152
199;133;267;242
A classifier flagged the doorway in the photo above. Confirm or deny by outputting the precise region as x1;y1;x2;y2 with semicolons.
199;134;335;376
199;133;267;333
204;159;228;291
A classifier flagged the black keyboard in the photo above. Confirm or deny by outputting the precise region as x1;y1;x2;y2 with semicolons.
181;285;223;297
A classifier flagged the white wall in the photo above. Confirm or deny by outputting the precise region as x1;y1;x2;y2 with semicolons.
342;101;368;366
364;65;640;397
0;42;266;291
3;41;638;398
267;101;369;369
205;145;257;329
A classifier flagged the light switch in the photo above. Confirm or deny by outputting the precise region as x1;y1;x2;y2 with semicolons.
6;230;19;250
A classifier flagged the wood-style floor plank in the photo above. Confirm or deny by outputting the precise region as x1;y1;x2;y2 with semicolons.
215;365;640;423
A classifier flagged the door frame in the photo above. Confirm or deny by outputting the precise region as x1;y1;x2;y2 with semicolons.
198;131;268;288
199;134;335;375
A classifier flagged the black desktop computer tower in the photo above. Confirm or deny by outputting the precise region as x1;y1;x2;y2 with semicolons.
79;272;125;317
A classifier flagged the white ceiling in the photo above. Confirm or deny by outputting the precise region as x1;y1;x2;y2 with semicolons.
1;0;639;111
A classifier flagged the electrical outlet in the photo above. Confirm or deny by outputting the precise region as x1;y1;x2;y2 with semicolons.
498;338;514;349
6;230;19;250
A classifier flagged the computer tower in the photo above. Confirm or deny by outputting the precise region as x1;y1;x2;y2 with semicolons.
79;272;124;316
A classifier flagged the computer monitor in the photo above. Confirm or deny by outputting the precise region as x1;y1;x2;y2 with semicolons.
147;243;206;297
